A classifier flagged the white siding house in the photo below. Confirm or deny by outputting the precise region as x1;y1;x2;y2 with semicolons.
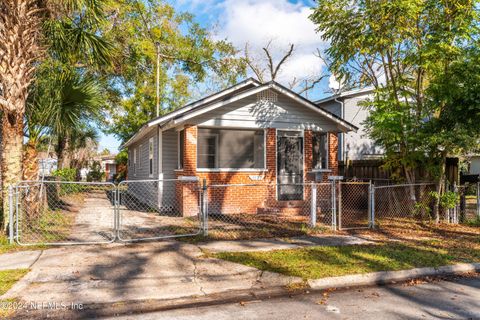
316;87;384;161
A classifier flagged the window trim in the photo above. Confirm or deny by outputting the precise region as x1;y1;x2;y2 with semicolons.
133;148;137;176
177;129;185;170
148;137;154;177
196;127;266;170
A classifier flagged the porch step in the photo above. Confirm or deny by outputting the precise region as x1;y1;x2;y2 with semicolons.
257;206;306;216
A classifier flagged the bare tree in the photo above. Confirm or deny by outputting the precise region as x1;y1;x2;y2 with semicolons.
244;41;327;97
244;40;294;83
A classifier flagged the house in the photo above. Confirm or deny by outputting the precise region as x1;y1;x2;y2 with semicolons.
316;87;383;162
100;154;119;181
122;78;357;216
37;151;57;177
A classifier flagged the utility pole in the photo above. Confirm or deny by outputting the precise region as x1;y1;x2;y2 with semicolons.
155;42;161;118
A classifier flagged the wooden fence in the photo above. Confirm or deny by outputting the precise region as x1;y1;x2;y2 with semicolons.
339;158;458;185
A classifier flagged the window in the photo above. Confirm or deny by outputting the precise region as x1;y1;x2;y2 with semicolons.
149;137;154;176
138;144;142;168
133;148;137;175
178;129;185;169
312;133;328;170
197;128;265;169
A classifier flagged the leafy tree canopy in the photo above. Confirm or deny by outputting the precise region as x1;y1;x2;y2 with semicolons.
99;0;246;143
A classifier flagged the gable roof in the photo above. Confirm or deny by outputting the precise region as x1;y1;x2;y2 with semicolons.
122;79;358;148
315;87;375;105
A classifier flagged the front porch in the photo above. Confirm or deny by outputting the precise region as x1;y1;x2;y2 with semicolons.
174;125;339;217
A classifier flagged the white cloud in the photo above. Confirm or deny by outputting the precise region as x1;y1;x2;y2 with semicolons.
216;0;327;86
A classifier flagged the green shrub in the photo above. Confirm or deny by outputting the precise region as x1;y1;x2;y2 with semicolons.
87;161;105;182
52;168;81;194
52;168;77;181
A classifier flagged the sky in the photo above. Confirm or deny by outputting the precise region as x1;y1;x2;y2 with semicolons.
98;0;331;152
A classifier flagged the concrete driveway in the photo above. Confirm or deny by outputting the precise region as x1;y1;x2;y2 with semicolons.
1;241;300;306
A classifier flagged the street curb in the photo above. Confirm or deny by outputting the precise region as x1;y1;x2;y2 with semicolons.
307;263;480;290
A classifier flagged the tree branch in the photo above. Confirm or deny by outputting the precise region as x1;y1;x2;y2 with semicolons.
272;43;294;80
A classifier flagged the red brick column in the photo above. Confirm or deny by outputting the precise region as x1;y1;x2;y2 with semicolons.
175;125;199;217
265;129;276;180
304;130;313;182
328;132;338;176
264;129;276;206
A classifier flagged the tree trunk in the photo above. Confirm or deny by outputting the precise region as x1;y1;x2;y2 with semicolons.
433;152;447;223
0;1;43;230
56;136;70;169
1;113;24;228
23;141;39;181
22;140;42;218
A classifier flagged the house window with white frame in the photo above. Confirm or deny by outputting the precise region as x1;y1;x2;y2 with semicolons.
197;128;265;169
148;137;154;176
312;132;328;170
133;148;137;175
178;129;185;169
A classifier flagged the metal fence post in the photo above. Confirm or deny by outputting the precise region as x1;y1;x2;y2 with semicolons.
202;179;208;236
8;185;14;244
115;186;119;240
310;182;317;228
369;183;375;229
331;179;337;231
337;182;342;230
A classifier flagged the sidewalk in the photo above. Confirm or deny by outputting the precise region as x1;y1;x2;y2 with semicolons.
1;237;478;319
0;241;301;305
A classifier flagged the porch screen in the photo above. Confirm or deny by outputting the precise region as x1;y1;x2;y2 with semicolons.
312;132;328;169
197;128;265;169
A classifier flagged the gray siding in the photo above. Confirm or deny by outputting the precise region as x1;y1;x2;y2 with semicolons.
162;129;178;179
191;90;342;132
342;94;382;160
318;93;383;160
319;100;342;117
127;127;159;180
127;127;159;206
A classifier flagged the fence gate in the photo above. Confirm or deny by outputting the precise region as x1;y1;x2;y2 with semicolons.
337;182;371;230
14;181;116;245
116;179;203;242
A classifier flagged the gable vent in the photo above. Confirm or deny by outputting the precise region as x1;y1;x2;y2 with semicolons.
256;90;278;103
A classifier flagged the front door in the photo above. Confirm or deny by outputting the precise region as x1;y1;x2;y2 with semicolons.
277;131;303;200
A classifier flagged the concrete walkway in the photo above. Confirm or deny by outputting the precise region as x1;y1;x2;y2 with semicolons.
1;241;301;306
198;234;373;253
0;250;42;271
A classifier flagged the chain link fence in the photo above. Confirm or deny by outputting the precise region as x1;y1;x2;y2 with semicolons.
338;182;371;229
15;181;116;245
373;183;437;226
457;182;480;223
117;179;202;241
10;179;472;245
206;183;313;239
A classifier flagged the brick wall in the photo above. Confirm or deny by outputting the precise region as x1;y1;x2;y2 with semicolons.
328;132;339;176
175;125;339;216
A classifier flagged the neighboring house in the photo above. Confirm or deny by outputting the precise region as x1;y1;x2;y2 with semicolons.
123;78;357;216
316;87;384;162
38;151;57;177
100;154;118;182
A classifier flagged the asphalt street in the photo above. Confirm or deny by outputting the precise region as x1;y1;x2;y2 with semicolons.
111;275;480;320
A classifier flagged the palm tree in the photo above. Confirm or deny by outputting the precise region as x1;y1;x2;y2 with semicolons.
26;66;104;179
0;0;111;227
47;70;104;169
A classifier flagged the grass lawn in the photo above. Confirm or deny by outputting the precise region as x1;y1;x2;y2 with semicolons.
0;269;29;318
215;221;480;280
0;269;29;295
0;234;46;255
